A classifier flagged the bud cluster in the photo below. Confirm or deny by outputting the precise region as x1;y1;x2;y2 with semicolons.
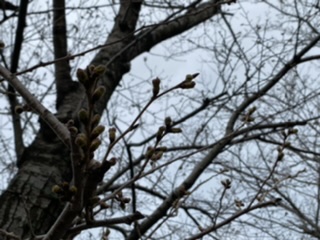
276;128;298;162
73;65;108;163
178;73;199;89
15;104;33;114
221;179;231;189
241;106;257;123
156;116;182;143
115;191;131;210
52;181;77;202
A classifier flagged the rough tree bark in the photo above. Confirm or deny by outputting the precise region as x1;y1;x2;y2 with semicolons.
0;0;222;238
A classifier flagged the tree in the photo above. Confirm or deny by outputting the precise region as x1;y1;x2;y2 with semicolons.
0;0;320;239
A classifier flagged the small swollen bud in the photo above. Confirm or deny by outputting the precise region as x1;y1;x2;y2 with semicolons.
15;105;24;114
92;86;106;103
76;68;89;86
151;151;163;161
87;65;95;75
108;127;116;143
66;119;74;127
78;108;89;124
69;186;78;194
91;114;101;128
108;157;117;165
277;151;284;161
145;146;155;159
235;199;244;208
52;185;62;194
152;78;161;97
221;179;231;189
246;116;255;122
165;117;172;128
185;73;199;82
117;191;123;199
179;81;196;89
169;128;182;133
90;138;102;152
248;106;257;115
93;65;106;76
68;126;78;135
156;126;166;141
75;133;87;148
91;125;105;140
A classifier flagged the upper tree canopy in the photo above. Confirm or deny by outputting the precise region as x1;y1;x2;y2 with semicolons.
0;1;320;239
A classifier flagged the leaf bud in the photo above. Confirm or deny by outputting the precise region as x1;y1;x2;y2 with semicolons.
156;126;166;141
69;186;78;194
87;65;95;75
248;106;257;115
165;117;172;128
277;151;284;161
66;119;74;127
169;128;182;133
108;157;117;165
151;151;163;161
145;146;155;159
185;73;199;82
91;114;101;128
152;78;161;97
93;65;106;76
90;138;102;152
179;81;196;89
76;68;89;86
108;127;116;143
15;105;24;114
78;108;89;124
117;191;123;199
68;126;78;135
75;133;87;148
52;185;62;194
246;116;255;122
235;199;244;208
92;86;106;102
91;125;105;139
221;179;231;189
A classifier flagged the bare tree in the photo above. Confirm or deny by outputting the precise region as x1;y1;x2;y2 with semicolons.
0;0;320;239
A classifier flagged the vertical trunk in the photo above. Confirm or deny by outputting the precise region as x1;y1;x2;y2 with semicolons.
0;135;70;238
